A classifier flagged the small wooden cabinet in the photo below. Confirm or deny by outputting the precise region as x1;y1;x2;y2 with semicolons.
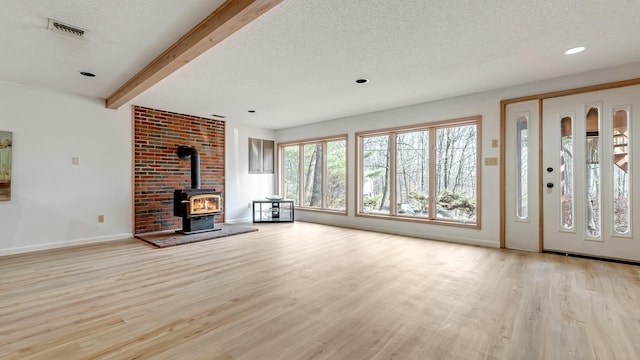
253;200;294;223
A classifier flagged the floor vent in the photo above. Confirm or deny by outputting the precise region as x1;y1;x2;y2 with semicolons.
47;19;87;39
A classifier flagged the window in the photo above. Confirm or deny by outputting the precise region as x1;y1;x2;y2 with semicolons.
560;115;575;230
585;106;601;238
303;143;323;208
282;145;300;204
516;114;528;219
397;131;429;218
357;116;480;227
612;107;631;235
279;135;347;212
362;135;391;215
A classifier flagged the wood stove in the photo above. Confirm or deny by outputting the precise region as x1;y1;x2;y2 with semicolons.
173;145;222;234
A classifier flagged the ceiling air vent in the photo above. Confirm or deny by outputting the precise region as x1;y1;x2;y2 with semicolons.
47;19;87;39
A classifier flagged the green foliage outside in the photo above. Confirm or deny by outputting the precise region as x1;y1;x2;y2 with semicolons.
407;190;476;217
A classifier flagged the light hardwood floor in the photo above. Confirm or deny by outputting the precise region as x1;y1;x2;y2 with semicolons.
1;222;639;359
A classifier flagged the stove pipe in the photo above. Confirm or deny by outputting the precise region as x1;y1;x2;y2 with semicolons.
177;145;200;189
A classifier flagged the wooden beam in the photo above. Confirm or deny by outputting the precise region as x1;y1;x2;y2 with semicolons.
105;0;284;109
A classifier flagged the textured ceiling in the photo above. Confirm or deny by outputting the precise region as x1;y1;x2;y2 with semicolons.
3;0;640;129
0;0;227;100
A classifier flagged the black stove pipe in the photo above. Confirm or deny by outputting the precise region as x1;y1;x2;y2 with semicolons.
177;145;200;189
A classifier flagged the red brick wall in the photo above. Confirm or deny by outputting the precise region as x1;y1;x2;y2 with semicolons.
133;106;225;234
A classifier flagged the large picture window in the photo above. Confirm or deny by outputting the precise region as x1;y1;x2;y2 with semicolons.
279;135;347;213
357;116;480;227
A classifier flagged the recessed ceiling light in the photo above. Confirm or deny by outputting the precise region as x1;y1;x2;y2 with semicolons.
564;46;586;55
248;110;256;113
355;78;369;84
79;71;96;77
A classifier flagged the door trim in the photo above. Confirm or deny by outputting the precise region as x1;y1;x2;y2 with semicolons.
500;76;640;249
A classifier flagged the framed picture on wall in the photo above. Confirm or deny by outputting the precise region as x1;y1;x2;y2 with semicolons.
0;131;13;201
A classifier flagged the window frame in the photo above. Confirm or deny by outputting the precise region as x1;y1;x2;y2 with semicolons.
278;134;348;214
356;116;481;229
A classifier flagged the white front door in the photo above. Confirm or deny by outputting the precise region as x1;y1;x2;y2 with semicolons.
542;85;640;261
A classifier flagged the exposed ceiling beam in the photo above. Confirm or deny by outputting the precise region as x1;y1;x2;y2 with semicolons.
106;0;284;109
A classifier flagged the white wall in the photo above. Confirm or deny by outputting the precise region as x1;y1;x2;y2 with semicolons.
275;62;640;247
0;81;132;255
3;62;640;254
225;124;276;223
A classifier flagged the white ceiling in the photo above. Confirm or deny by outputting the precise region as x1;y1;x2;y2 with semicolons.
3;0;640;130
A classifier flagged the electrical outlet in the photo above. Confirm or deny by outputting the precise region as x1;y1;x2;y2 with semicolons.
98;215;105;223
248;202;252;209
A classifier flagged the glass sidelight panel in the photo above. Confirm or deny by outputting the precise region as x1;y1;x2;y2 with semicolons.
612;108;631;235
516;114;529;219
560;115;574;230
585;106;601;238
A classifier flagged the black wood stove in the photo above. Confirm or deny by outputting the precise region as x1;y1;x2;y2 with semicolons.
173;145;221;234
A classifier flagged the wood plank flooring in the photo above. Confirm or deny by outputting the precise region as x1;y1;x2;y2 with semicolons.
1;222;639;359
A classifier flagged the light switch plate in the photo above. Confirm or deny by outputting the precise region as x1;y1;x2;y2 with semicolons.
72;157;80;165
491;139;499;148
484;157;499;166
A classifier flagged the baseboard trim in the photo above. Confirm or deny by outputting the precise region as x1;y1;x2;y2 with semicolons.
0;233;133;256
224;217;253;224
297;219;500;248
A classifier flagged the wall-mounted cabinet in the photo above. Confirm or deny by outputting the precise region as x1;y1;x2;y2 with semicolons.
249;138;274;174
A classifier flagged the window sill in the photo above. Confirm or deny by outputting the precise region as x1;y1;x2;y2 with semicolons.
355;212;480;229
295;207;348;216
